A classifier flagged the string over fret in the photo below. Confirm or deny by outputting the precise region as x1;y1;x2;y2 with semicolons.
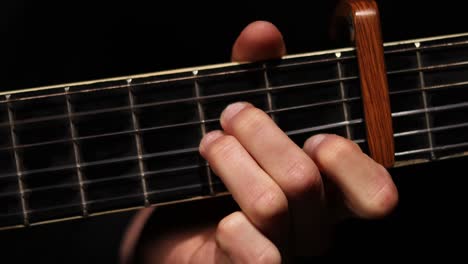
5;95;30;226
336;52;353;140
414;43;437;160
127;79;150;206
193;70;215;195
65;87;89;217
262;63;275;121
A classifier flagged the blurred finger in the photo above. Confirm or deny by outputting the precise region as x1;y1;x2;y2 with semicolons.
231;21;286;62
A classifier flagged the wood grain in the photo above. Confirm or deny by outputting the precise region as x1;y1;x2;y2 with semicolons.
334;0;395;168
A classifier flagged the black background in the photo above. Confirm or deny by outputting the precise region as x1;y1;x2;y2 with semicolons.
1;0;467;262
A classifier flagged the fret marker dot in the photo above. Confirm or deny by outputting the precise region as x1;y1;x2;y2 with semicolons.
414;42;421;48
192;70;198;76
335;52;342;58
64;87;70;92
127;78;133;84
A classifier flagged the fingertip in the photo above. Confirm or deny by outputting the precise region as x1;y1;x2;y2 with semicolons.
220;102;252;128
303;134;329;153
231;21;286;62
199;130;224;155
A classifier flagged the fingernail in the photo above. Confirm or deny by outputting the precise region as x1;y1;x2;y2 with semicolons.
305;134;327;150
221;102;250;124
199;130;224;153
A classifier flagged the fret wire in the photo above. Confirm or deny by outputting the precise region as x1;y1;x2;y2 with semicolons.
65;87;89;217
5;95;30;226
2;97;468;180
262;63;276;121
127;79;150;206
336;53;352;140
415;43;436;160
193;71;214;195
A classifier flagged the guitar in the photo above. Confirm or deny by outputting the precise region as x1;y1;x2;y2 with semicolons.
1;27;467;231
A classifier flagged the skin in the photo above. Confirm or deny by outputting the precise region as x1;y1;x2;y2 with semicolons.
120;21;399;263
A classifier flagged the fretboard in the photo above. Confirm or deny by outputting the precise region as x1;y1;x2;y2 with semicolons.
1;32;468;230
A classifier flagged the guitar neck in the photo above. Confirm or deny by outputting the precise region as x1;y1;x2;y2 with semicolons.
1;32;468;230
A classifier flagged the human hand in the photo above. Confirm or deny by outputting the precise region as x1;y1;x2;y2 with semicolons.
122;21;398;263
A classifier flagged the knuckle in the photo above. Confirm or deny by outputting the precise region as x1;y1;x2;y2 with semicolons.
216;212;245;240
283;158;321;198
251;185;288;222
316;135;360;166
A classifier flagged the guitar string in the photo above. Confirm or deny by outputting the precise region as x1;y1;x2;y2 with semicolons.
1;38;468;220
0;100;467;180
2;139;468;219
0;108;467;200
0;84;467;155
2;119;467;202
0;75;356;128
0;35;468;130
0;68;468;155
2;140;468;219
3;117;468;199
384;39;468;54
0;181;226;219
1;56;467;130
0;54;356;105
0;36;466;105
0;35;466;112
